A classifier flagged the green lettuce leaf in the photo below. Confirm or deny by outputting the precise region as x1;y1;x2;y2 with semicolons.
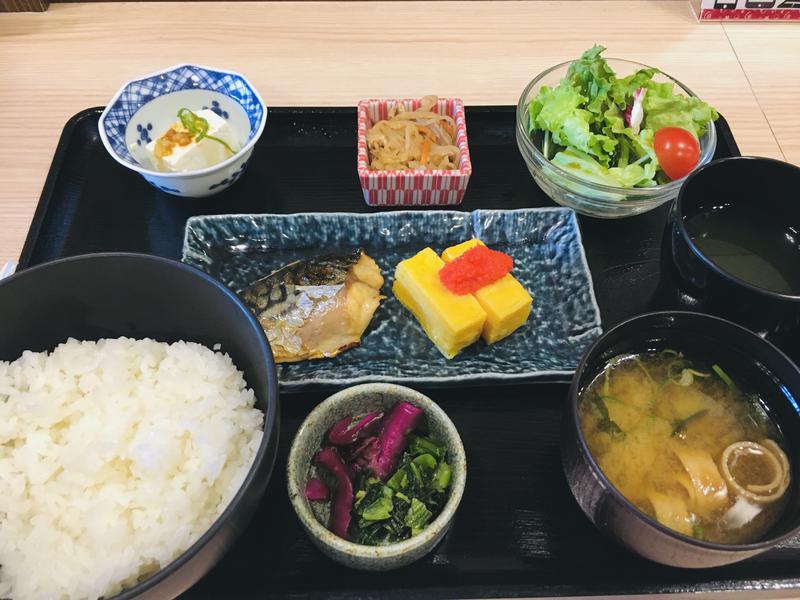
566;44;616;115
552;148;657;188
609;161;658;188
642;80;719;138
602;105;654;158
610;67;658;108
528;83;616;166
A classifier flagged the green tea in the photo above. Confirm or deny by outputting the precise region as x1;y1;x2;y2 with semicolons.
685;205;800;295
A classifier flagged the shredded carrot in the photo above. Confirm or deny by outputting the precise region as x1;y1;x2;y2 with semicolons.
416;124;435;140
421;139;430;165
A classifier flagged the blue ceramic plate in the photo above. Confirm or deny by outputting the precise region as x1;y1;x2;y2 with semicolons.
182;208;601;389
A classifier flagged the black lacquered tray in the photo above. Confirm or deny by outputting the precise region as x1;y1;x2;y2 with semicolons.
21;107;800;599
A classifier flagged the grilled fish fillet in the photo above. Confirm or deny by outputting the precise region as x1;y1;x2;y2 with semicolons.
238;249;384;362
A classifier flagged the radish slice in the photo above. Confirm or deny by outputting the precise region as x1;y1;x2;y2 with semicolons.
626;88;646;135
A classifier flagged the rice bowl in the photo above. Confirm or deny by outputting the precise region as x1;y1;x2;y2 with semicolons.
0;337;264;600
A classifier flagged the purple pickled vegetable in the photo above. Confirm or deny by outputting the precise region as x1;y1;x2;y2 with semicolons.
327;411;384;446
304;477;330;502
366;401;424;480
314;446;354;539
348;436;381;473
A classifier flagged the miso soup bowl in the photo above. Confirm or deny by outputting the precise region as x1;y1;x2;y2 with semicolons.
562;311;800;568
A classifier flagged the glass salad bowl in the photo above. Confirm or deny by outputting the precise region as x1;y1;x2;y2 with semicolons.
516;59;717;219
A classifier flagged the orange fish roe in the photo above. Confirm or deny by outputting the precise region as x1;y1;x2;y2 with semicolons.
439;244;513;295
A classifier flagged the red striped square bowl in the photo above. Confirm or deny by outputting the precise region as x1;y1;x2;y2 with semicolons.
357;98;472;207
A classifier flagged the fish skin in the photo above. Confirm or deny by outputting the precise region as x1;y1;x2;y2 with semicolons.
237;249;383;363
237;248;362;315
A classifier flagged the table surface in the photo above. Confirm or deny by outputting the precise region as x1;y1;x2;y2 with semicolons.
1;3;799;598
0;1;798;263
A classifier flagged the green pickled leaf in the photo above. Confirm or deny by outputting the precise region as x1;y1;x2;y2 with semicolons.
405;497;433;535
361;493;394;522
433;461;452;491
408;435;447;461
408;461;423;486
412;453;437;471
386;467;408;491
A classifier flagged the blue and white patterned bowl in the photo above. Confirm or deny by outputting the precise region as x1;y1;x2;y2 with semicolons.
98;64;267;197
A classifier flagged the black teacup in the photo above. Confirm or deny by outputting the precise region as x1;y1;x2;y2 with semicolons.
671;156;800;344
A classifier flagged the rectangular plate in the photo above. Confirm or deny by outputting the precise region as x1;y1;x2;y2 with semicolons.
182;208;602;388
22;107;798;600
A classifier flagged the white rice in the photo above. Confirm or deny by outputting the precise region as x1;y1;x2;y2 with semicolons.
0;338;264;600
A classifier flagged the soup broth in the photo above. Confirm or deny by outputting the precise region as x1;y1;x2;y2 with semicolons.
579;351;791;544
686;205;800;295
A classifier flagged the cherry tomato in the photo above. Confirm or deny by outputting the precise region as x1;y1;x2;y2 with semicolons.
653;127;700;181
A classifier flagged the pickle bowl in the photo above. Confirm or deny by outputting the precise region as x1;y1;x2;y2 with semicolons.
98;64;267;198
516;58;717;219
286;383;467;571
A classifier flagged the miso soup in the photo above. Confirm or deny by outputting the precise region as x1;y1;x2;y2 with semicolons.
579;351;791;544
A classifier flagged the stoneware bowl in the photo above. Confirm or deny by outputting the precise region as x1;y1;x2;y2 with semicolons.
0;253;280;598
562;311;800;568
287;383;466;570
98;64;266;197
